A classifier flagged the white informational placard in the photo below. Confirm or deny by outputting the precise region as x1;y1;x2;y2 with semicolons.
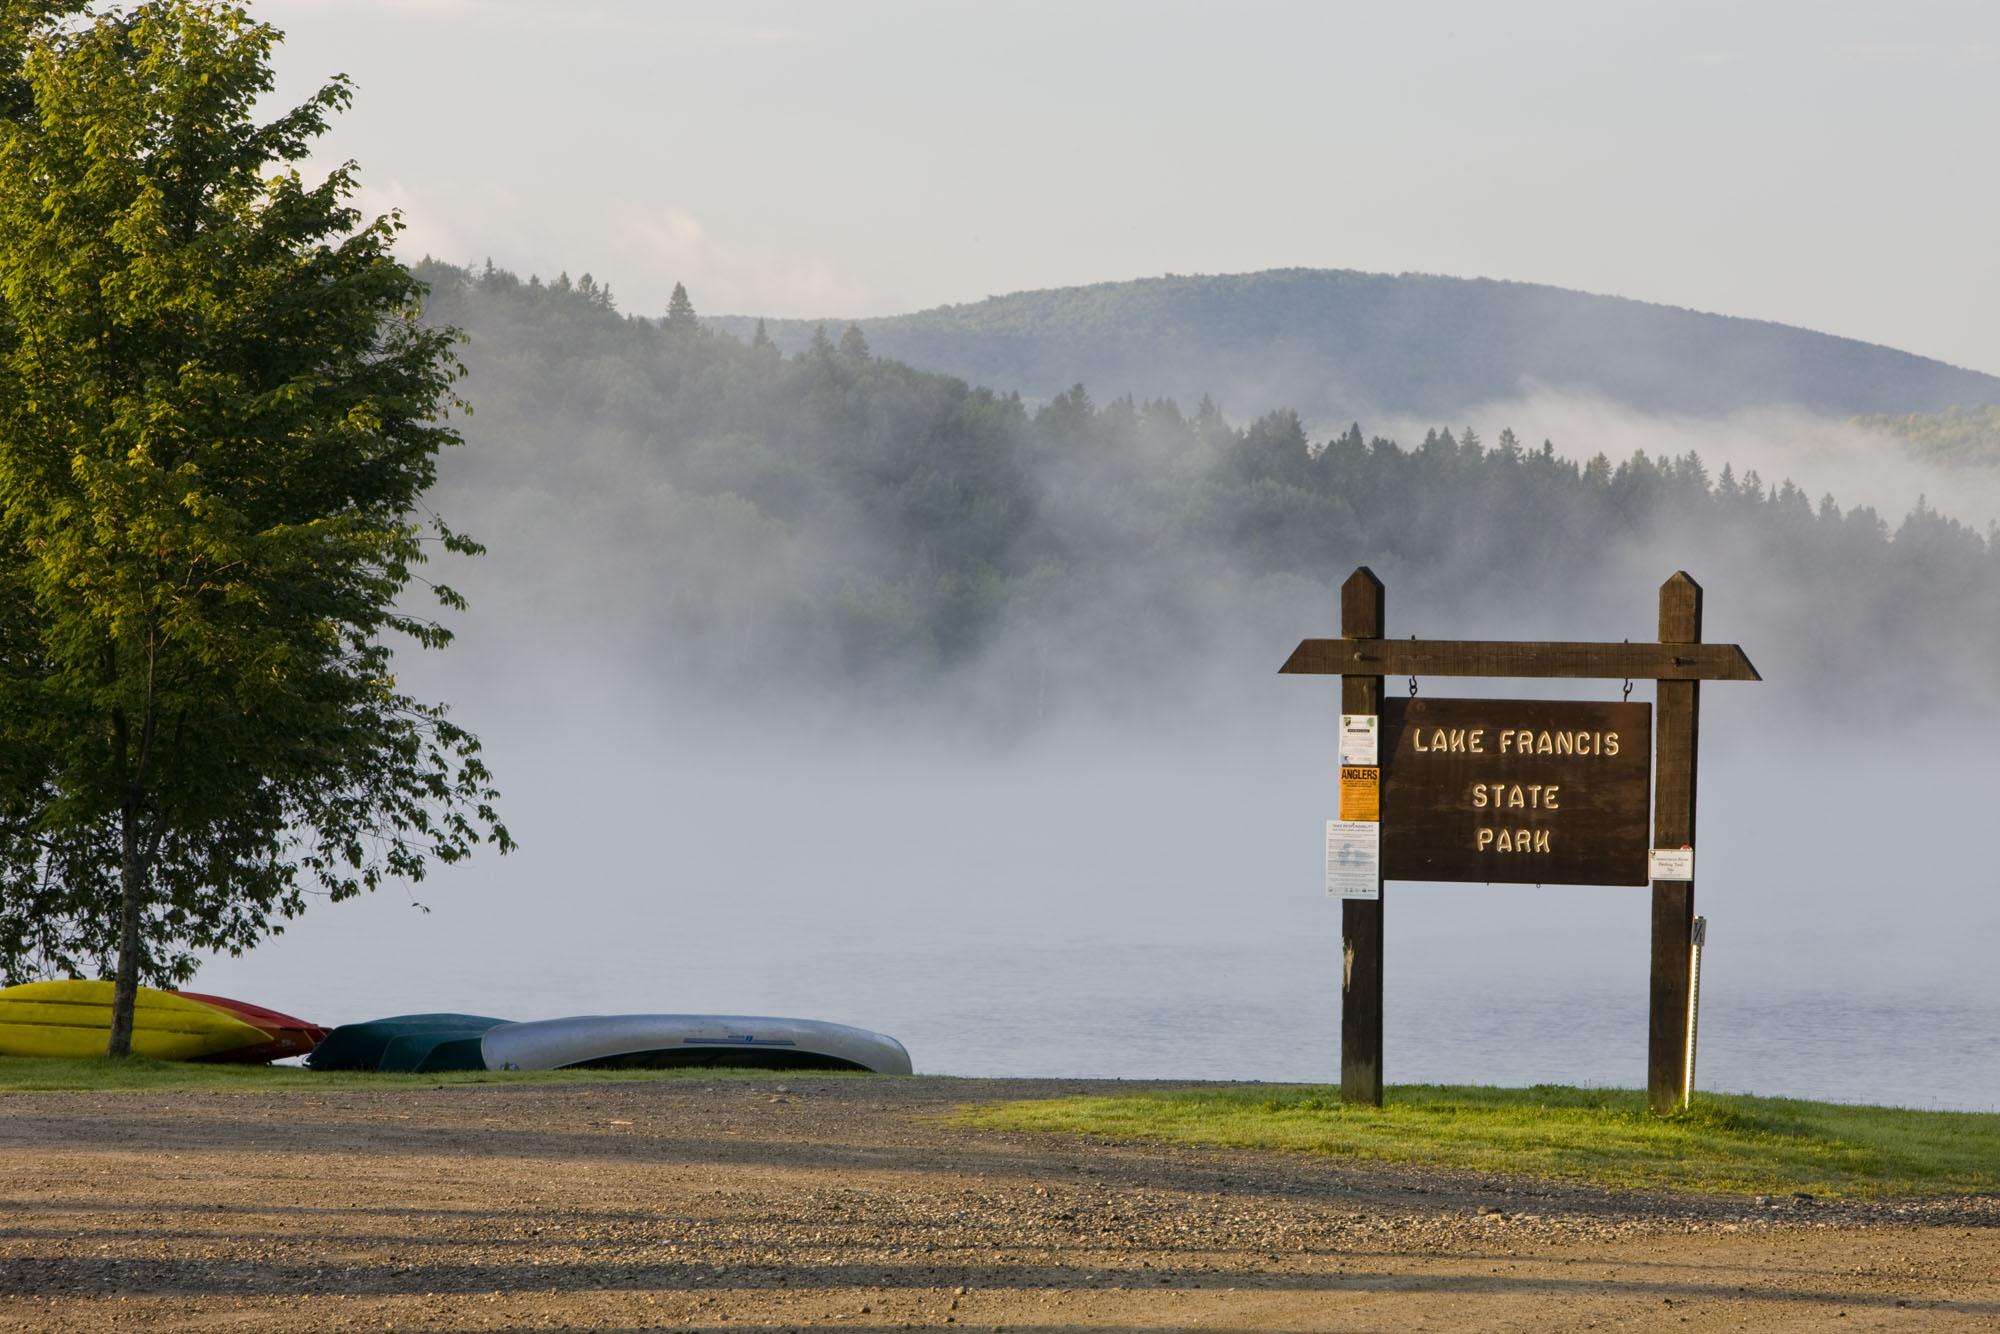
1649;845;1694;880
1338;714;1379;766
1325;819;1382;899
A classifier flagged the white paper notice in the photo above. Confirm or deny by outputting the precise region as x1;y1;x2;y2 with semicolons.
1650;846;1694;880
1325;820;1381;899
1338;714;1379;766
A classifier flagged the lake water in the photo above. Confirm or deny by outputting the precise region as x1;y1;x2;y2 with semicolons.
194;697;2000;1112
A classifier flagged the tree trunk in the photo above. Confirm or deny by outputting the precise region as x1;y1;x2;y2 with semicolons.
106;803;145;1058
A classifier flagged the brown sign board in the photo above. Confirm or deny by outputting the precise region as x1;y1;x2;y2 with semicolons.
1380;698;1652;886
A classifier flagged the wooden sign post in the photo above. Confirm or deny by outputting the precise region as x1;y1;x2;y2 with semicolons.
1650;574;1702;1115
1282;567;1757;1112
1338;569;1385;1107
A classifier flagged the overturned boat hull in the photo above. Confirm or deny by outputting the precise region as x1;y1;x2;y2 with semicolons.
0;981;271;1061
305;1014;511;1072
481;1014;912;1075
179;991;329;1064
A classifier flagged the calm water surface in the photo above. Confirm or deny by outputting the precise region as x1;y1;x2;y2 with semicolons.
197;713;2000;1112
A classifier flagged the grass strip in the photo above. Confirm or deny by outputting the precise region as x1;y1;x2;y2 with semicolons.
0;1055;859;1093
961;1083;2000;1199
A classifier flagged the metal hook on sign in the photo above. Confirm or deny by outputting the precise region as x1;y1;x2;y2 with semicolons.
1407;634;1419;698
1621;638;1634;702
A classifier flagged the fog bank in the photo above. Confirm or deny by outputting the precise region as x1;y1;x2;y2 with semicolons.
180;280;2000;1108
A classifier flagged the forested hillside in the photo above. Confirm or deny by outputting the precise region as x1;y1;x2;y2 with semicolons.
709;270;2000;423
1853;405;2000;466
416;262;1999;726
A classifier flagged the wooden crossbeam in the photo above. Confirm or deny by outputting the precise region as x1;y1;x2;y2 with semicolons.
1279;638;1760;682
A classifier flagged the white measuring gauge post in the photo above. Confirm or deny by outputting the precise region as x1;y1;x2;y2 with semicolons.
1684;915;1708;1107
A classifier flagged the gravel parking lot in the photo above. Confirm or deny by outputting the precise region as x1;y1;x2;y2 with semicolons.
0;1076;1993;1331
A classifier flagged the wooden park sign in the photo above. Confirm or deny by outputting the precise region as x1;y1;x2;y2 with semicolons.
1282;568;1759;1113
1380;698;1652;886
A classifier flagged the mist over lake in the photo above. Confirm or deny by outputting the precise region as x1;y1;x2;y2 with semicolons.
194;661;2000;1111
141;254;1993;1112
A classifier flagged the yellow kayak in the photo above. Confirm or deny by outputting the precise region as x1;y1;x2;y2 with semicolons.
0;980;269;1060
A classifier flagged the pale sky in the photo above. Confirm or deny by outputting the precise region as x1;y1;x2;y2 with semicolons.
261;0;2000;375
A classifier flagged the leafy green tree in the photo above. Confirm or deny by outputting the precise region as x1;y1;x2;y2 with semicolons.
1;3;77;117
837;322;871;360
0;1;509;1053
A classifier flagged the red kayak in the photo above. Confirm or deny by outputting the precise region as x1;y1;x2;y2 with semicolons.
179;991;329;1063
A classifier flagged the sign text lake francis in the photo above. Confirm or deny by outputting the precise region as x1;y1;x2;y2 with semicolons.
1381;698;1652;886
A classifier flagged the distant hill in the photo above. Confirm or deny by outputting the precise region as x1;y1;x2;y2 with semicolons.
711;269;2000;421
1852;404;2000;466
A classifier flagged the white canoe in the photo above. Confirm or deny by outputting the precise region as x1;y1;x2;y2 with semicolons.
480;1014;913;1075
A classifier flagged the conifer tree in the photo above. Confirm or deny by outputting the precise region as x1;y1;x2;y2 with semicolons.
664;281;699;334
1036;383;1096;447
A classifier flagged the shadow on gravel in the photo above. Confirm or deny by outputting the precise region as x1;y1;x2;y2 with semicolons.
0;1111;1790;1224
0;1256;1989;1316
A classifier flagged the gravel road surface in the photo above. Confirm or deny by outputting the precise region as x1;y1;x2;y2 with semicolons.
0;1076;1993;1331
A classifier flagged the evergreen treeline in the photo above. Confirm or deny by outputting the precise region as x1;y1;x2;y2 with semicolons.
416;261;1999;722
